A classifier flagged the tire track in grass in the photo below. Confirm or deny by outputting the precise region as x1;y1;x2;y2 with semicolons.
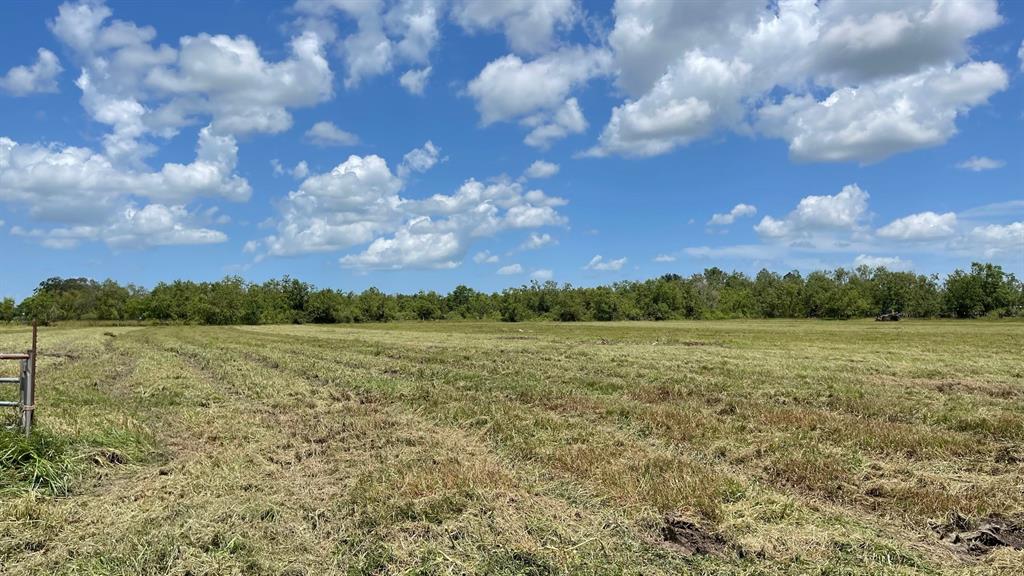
222;326;1021;526
142;327;703;575
233;324;1024;572
191;327;961;573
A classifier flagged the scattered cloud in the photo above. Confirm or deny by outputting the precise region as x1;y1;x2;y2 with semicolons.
0;48;62;96
497;263;523;275
1;0;1018;274
877;212;957;240
0;125;249;225
957;156;1005;171
11;203;226;249
708;203;757;226
473;250;498;264
523;97;588;148
291;161;310;180
0;0;341;249
399;66;431;95
591;1;1007;162
686;187;1022;270
584;255;627;271
262;149;568;269
451;0;577;55
306;121;359;146
397;140;442;179
960;200;1024;219
296;0;441;88
854;254;912;271
467;47;610;126
966;222;1024;258
272;159;309;179
530;268;553;281
654;254;676;262
148;29;333;136
523;160;559;179
340;226;461;270
520;232;555;250
755;185;868;239
758;63;1006;164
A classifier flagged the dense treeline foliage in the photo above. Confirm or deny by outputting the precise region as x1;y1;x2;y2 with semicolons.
4;263;1022;325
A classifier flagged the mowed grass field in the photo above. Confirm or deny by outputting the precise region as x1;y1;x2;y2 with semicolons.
0;321;1022;575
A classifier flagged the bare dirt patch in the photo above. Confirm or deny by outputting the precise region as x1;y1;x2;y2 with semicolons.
660;514;732;557
933;511;1024;556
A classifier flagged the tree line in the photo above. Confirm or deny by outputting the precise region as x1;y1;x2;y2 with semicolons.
2;262;1021;325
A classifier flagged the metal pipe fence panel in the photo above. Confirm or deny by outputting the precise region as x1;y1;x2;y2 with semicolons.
1;324;37;435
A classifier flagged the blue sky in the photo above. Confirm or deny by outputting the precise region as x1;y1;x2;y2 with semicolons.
0;0;1021;299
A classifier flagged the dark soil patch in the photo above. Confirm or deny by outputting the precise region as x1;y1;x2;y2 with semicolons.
660;514;731;557
92;448;127;466
994;445;1021;464
933;511;1024;556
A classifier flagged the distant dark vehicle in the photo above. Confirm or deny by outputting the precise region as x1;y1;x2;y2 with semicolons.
875;310;902;322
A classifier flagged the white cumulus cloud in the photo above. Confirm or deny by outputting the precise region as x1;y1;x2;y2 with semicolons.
755;184;869;239
709;203;757;226
296;0;441;88
262;149;568;269
758;63;1007;164
584;255;627;271
399;66;431;95
340;225;461;269
397;140;442;179
0;125;249;225
473;250;498;263
957;156;1005;171
306;121;359;146
520;232;555;250
467;47;611;126
292;161;310;180
593;0;1007;163
11;203;226;249
967;222;1024;258
853;255;912;271
523;160;559;179
523;97;588;148
451;0;577;55
877;211;957;240
0;48;62;96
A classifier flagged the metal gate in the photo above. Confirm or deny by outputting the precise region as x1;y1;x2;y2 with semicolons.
1;325;37;435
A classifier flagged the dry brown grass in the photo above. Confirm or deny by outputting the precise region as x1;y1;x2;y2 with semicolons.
0;320;1022;574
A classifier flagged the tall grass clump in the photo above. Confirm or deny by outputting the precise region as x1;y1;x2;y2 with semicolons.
0;428;79;496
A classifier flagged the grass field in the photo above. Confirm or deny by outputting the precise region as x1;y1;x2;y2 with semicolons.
0;321;1022;575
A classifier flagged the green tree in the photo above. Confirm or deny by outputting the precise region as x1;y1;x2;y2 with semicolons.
0;297;14;323
357;288;396;322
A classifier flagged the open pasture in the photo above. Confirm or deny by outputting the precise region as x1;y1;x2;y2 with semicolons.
1;320;1022;574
